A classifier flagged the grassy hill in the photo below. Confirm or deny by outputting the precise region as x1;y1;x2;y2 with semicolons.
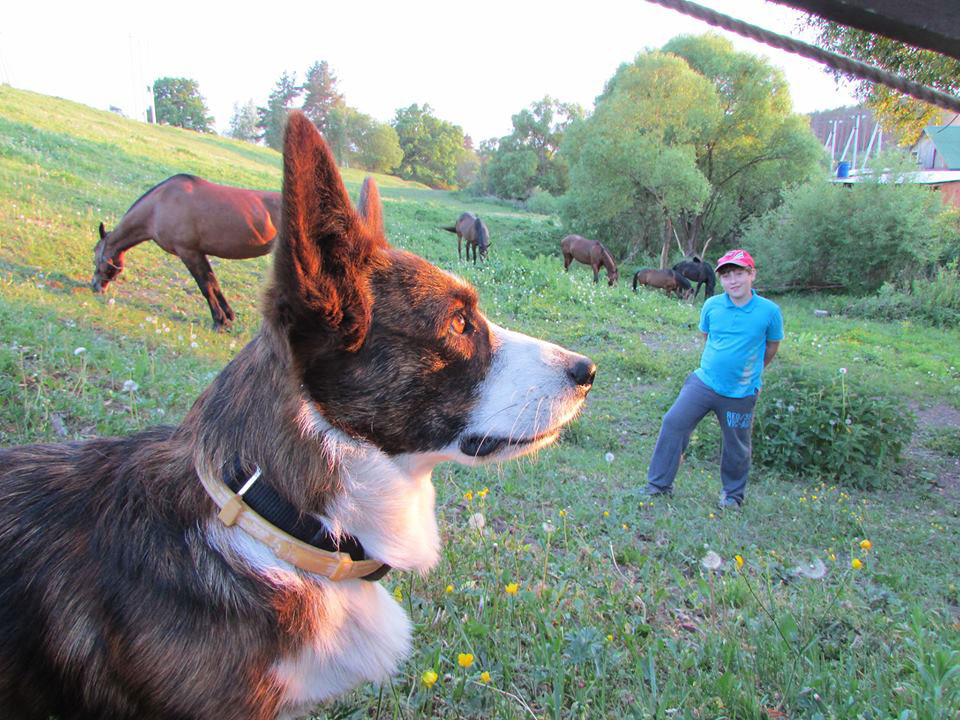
1;85;959;718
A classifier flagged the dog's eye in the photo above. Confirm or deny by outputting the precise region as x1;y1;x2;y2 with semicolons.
449;313;467;336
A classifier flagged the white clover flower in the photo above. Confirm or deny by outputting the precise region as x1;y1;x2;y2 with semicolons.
542;522;555;534
788;405;796;413
190;341;199;349
73;347;86;355
700;551;722;571
122;379;139;393
839;368;847;374
604;452;615;463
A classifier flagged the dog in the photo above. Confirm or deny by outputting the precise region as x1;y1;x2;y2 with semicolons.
0;111;595;720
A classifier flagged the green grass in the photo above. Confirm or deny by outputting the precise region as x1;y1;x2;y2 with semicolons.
2;85;960;719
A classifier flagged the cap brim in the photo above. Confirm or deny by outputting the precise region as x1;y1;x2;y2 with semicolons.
715;260;752;271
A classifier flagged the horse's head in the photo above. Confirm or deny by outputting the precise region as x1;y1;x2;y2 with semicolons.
607;266;619;286
91;222;124;292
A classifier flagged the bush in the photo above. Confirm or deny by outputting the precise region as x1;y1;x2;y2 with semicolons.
525;189;560;216
741;152;949;294
842;267;960;328
752;364;915;489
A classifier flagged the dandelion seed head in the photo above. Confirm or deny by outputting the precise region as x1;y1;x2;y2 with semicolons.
701;551;722;571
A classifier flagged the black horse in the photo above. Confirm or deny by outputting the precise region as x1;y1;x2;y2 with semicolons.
672;256;716;298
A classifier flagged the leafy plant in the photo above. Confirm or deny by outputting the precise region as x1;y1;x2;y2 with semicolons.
753;365;915;488
843;266;960;328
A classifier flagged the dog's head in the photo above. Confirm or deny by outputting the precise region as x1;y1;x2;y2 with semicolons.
266;112;595;465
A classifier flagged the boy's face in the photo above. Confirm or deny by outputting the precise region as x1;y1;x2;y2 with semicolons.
718;265;755;303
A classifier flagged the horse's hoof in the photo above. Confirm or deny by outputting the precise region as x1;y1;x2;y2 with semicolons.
213;322;232;333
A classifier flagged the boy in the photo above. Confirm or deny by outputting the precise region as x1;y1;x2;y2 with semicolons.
642;249;783;507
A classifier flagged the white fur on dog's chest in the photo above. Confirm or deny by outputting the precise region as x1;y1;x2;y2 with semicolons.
273;579;413;716
219;409;443;716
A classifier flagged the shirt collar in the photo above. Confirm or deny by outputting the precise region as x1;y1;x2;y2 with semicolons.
723;289;757;312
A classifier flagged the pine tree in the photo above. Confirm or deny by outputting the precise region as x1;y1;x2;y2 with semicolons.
257;72;301;151
301;61;344;135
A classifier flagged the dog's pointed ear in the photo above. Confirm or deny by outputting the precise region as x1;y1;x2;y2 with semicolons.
98;222;106;239
269;111;386;351
357;177;384;236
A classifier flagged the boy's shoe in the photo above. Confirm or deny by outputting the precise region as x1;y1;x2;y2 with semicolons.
639;485;673;498
717;495;743;509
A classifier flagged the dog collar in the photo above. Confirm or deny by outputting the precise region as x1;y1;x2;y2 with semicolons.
197;458;390;582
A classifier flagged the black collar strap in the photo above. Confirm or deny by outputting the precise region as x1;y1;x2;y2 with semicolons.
222;458;390;582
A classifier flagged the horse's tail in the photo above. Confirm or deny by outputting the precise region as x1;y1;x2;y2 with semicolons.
441;225;457;234
674;271;693;290
632;270;641;292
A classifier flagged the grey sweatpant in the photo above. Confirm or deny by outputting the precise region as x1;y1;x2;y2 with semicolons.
646;373;758;502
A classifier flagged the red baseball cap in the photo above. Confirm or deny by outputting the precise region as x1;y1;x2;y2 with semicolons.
715;248;755;271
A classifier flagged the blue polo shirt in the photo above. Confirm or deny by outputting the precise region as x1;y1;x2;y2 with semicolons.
695;290;784;398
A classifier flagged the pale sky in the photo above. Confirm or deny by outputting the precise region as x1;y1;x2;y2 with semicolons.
1;0;858;142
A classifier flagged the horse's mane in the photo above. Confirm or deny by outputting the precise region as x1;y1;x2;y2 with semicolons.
127;174;200;213
473;217;489;248
599;243;616;268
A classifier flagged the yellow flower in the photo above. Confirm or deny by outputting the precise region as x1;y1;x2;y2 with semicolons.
393;587;403;602
464;491;473;502
830;553;837;562
477;487;488;498
622;523;628;530
851;558;863;570
559;509;566;517
860;539;872;551
709;512;715;519
606;634;614;643
479;671;491;684
603;511;609;517
735;555;744;570
505;582;519;595
458;653;474;668
445;584;454;593
421;670;438;688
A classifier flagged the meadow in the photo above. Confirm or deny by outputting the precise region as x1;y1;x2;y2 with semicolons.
1;85;959;719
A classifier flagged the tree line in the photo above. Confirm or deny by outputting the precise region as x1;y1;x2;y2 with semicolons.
150;32;958;296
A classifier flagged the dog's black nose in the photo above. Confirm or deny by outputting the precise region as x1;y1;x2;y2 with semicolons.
568;356;597;388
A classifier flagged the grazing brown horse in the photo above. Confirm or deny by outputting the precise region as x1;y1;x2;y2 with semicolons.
442;212;490;263
92;174;281;330
561;235;618;286
632;268;693;299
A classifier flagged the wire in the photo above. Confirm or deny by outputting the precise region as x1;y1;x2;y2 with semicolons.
644;0;960;114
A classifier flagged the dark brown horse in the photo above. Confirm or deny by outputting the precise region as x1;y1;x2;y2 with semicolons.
92;174;281;330
632;268;693;299
672;256;716;298
561;235;618;286
442;212;490;263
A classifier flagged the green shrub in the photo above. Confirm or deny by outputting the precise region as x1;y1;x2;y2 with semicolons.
752;364;915;488
843;266;960;328
741;151;949;294
524;189;560;216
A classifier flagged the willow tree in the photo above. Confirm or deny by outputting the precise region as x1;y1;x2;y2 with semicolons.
561;51;716;263
563;34;824;263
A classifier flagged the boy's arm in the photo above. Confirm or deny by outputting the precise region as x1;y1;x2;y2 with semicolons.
764;341;780;367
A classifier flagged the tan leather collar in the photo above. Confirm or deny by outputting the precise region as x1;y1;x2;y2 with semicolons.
196;465;386;582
